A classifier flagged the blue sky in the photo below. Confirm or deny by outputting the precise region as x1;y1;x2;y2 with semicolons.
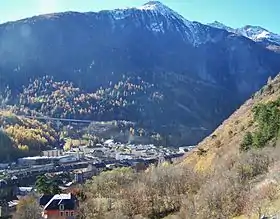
0;0;279;33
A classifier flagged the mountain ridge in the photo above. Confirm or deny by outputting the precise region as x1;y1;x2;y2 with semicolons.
208;20;280;49
3;1;279;48
1;1;280;145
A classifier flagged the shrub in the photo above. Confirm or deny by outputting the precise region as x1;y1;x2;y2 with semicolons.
234;151;270;183
211;134;217;139
197;148;207;156
240;132;253;151
248;120;254;127
196;174;249;219
215;140;222;148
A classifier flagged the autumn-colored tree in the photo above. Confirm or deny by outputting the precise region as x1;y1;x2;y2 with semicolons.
14;196;42;219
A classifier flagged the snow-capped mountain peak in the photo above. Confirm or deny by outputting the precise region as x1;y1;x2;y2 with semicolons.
236;25;280;46
208;21;280;47
110;1;177;18
108;1;185;22
106;1;203;46
237;25;269;38
138;1;166;10
136;1;188;22
137;1;173;14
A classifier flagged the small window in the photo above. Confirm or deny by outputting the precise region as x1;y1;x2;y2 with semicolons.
65;211;69;216
59;204;64;211
60;211;64;216
71;211;74;216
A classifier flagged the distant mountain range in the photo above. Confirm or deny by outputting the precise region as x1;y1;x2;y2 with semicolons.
1;1;280;145
208;21;280;50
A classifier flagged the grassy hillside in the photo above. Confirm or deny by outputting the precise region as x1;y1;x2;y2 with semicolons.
184;75;280;172
78;73;280;219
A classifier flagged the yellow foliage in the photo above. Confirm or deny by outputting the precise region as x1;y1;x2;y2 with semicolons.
18;144;29;151
64;139;73;151
1;110;58;155
161;161;170;167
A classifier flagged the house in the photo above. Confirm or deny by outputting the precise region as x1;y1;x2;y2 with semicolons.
42;193;78;219
104;139;114;147
17;187;34;196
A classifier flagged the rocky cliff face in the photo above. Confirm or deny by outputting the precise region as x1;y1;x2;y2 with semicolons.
1;1;280;145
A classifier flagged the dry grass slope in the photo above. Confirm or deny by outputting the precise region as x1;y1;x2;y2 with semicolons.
184;74;280;173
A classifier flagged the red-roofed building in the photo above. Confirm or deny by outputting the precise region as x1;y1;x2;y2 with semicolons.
42;193;78;219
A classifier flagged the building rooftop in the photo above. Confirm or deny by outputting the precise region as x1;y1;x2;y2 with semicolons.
40;194;54;206
19;156;50;160
18;187;33;193
44;193;77;211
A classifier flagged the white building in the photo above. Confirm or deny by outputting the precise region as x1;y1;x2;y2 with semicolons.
17;156;52;166
115;153;133;160
104;139;114;147
57;155;79;164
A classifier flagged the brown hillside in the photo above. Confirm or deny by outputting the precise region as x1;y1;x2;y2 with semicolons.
184;74;280;173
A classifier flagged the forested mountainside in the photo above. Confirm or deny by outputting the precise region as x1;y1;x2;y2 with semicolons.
0;111;59;162
1;1;280;145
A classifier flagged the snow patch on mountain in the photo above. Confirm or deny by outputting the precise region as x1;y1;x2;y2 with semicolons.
150;21;165;33
110;9;129;20
256;30;270;39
